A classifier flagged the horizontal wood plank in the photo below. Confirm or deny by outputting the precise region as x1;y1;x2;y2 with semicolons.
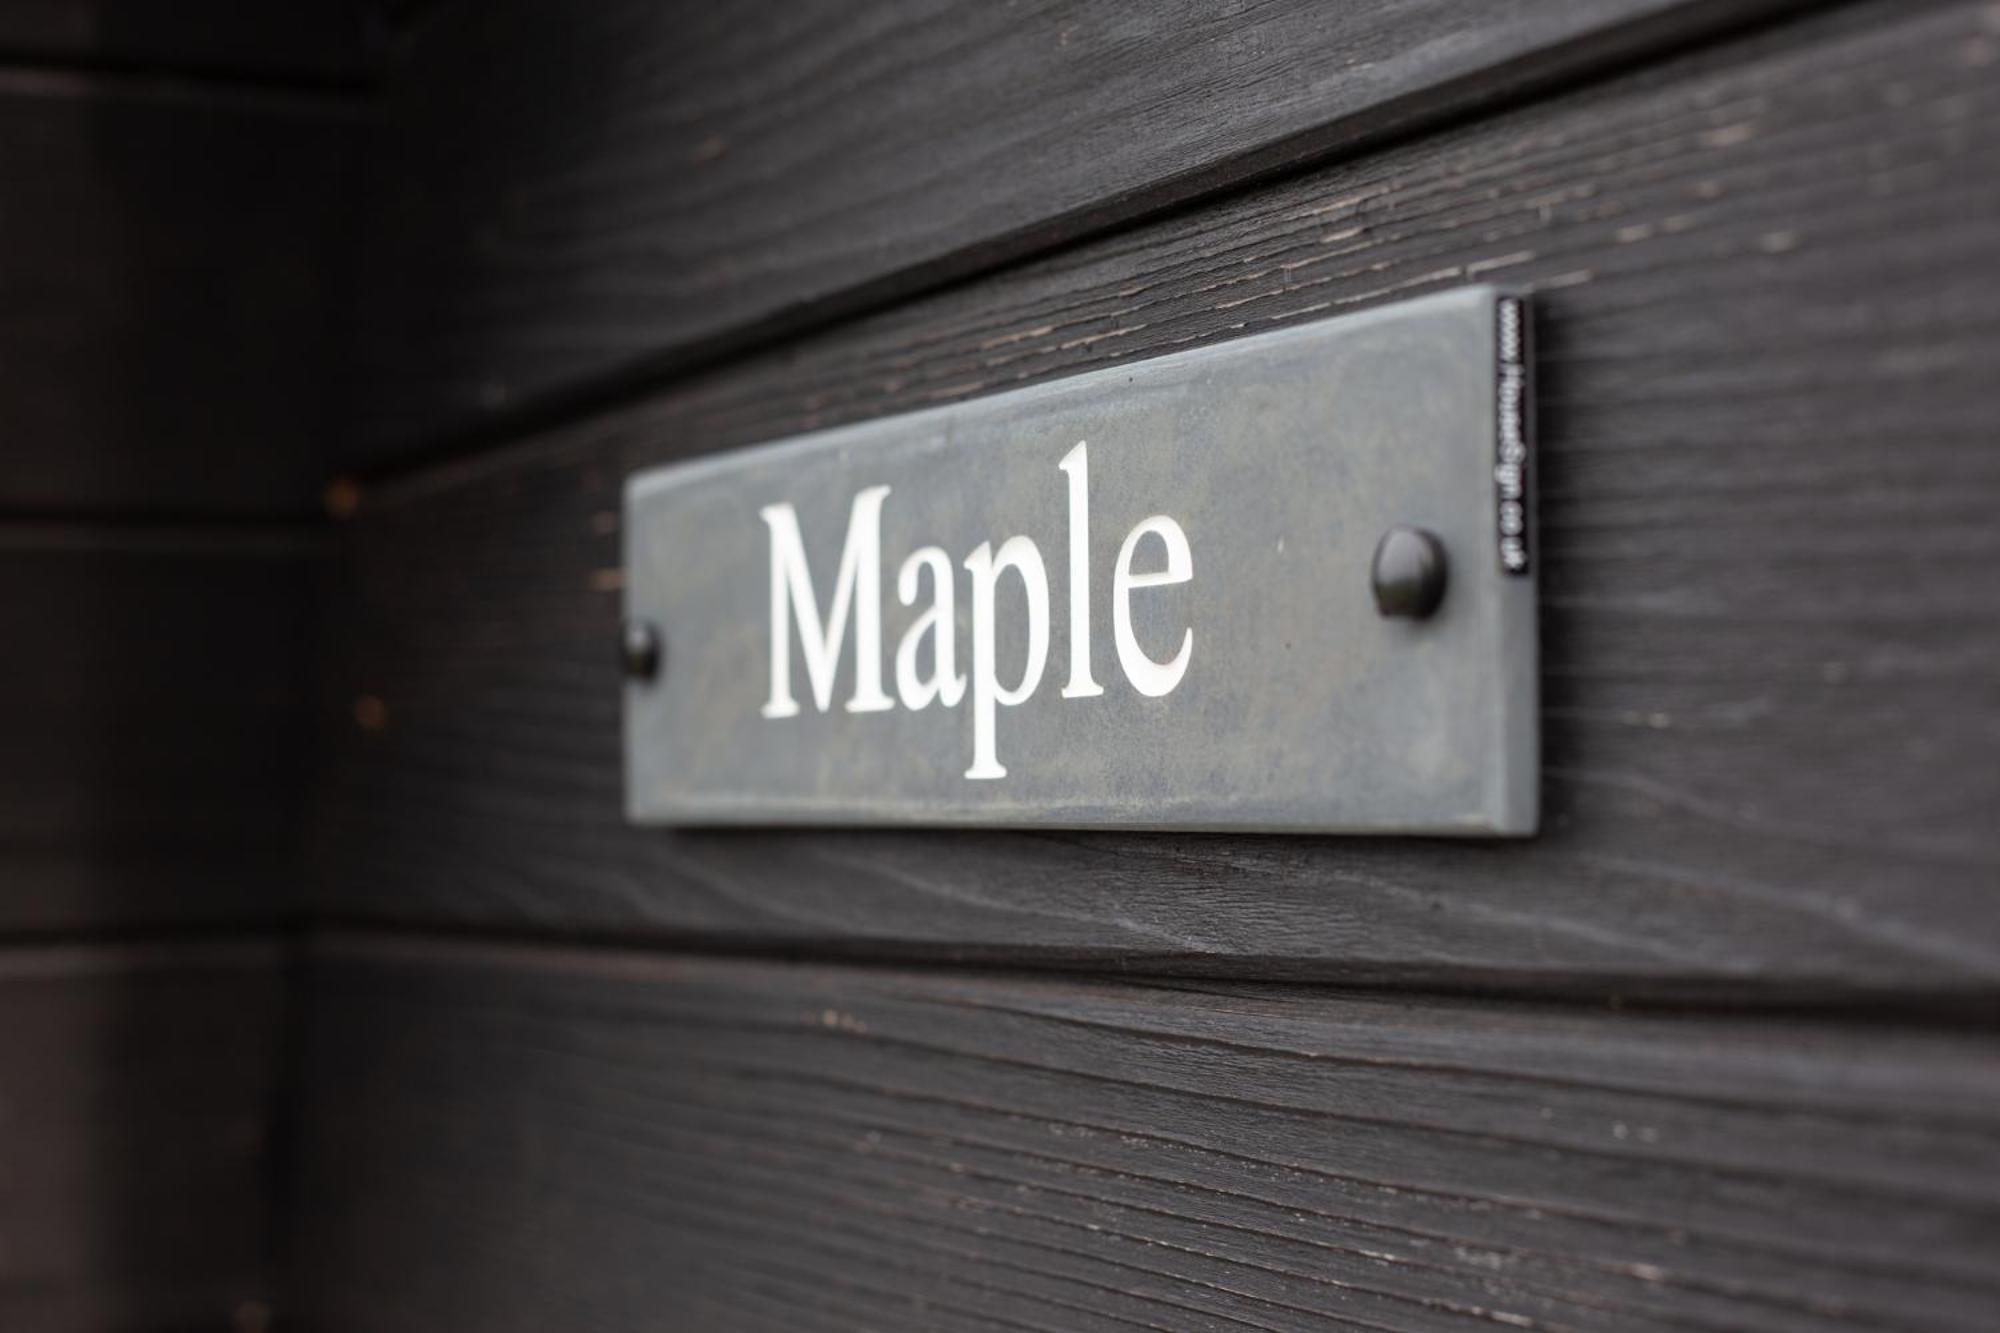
346;0;1820;459
295;938;2000;1331
315;1;2000;996
0;942;283;1333
0;83;356;514
0;540;319;930
0;0;367;80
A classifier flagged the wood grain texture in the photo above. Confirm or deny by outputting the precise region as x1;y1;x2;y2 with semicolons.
314;2;2000;996
0;2;367;79
0;539;320;931
0;942;283;1333
345;0;1822;460
294;938;2000;1332
0;82;356;515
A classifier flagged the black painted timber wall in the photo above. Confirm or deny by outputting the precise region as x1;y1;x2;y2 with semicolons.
5;1;1999;1329
292;0;2000;1327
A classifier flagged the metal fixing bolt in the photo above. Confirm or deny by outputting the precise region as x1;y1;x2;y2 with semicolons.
621;618;663;681
1370;526;1449;620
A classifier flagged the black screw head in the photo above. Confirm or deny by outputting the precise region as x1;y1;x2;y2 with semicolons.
621;618;663;681
1370;527;1449;620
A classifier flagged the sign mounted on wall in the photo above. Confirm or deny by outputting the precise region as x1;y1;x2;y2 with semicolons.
623;285;1537;834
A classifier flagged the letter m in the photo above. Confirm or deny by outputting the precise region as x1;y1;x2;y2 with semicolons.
759;485;894;717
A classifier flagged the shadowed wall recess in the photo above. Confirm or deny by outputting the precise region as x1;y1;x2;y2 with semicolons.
0;3;360;1326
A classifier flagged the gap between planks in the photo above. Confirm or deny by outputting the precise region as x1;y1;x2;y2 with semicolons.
303;922;2000;1024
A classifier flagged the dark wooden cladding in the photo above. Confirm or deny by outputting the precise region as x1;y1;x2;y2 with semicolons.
0;543;319;931
315;2;2000;995
295;939;2000;1332
0;0;368;79
0;83;355;515
0;942;283;1333
345;0;1822;461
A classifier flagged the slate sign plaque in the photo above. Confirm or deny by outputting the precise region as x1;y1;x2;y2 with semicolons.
625;286;1537;833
